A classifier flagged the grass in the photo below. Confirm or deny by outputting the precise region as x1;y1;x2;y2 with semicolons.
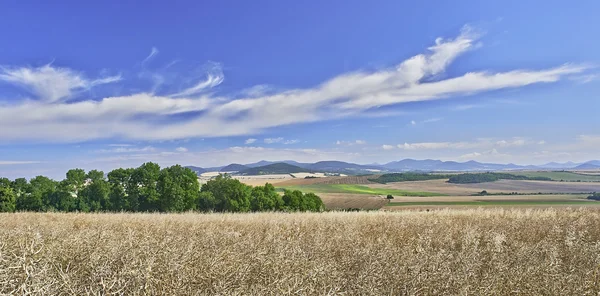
507;171;600;182
387;199;595;206
278;183;444;196
3;210;600;294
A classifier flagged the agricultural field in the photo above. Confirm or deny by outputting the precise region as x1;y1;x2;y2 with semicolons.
507;171;600;182
278;183;443;197
369;179;600;195
3;210;600;294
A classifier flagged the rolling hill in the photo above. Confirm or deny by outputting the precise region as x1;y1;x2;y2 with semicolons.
219;163;249;172
239;163;306;175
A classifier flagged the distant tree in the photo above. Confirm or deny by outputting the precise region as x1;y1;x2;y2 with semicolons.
480;190;488;196
17;176;56;211
201;174;251;212
386;194;394;199
157;165;199;212
79;172;110;212
127;162;161;211
65;168;86;194
46;185;76;212
250;183;284;211
11;178;30;198
107;168;134;211
86;170;105;182
197;191;217;212
0;182;16;212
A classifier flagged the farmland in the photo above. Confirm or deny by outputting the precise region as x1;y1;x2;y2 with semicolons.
278;183;443;197
4;209;600;295
507;171;600;182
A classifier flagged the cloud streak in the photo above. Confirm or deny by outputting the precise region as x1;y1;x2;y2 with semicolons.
0;26;589;143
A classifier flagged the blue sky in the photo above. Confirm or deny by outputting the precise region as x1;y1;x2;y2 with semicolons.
1;0;599;179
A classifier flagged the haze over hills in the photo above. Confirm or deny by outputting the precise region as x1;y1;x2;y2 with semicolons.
186;159;600;175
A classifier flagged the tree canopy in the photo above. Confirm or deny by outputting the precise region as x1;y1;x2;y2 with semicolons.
0;163;324;213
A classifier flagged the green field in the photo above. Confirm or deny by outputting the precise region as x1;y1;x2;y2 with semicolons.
278;184;444;197
387;200;595;206
507;171;600;182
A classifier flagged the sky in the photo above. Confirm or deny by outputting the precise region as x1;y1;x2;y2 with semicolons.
1;0;599;179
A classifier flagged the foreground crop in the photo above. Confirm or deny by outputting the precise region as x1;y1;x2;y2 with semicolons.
2;209;600;295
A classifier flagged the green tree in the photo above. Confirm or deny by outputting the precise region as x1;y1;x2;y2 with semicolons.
46;184;76;212
250;183;284;211
17;176;56;211
201;174;251;212
282;189;303;211
11;178;30;199
0;185;16;212
127;162;161;211
79;171;110;212
197;191;217;211
107;168;133;211
157;165;199;212
86;169;105;182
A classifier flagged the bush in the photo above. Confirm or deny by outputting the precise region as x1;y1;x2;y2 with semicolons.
386;194;394;199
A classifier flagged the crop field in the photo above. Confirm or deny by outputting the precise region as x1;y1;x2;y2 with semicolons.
369;179;600;195
318;193;389;210
3;210;600;295
507;171;600;182
278;183;443;197
277;175;375;186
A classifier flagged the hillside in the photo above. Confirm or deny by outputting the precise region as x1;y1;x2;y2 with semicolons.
184;166;205;175
220;163;249;172
239;163;306;175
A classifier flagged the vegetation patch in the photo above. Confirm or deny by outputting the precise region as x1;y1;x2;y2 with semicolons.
507;171;600;182
448;172;551;184
368;173;451;184
387;200;592;206
278;184;444;197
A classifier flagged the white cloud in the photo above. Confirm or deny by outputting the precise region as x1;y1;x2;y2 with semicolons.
410;120;417;125
108;144;134;147
142;47;159;65
283;139;300;144
423;117;443;123
397;137;534;150
175;147;188;152
0;64;121;103
0;160;41;165
382;144;395;150
96;146;156;153
337;140;367;146
264;137;284;144
245;138;257;144
0;26;589;142
168;63;224;98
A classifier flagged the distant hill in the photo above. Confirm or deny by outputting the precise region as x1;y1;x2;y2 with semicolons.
575;161;600;170
220;163;249;172
240;163;306;175
382;159;524;171
188;159;600;175
184;166;205;175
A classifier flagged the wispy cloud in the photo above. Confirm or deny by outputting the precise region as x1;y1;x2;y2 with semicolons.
0;64;121;103
96;146;156;153
245;138;257;144
336;140;367;146
142;47;159;66
0;26;589;142
0;160;42;165
384;137;535;151
264;137;284;144
175;147;188;152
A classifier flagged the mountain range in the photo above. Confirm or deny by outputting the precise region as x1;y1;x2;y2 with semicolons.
185;159;600;175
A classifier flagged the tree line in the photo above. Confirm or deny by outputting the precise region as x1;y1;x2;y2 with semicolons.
447;172;551;184
0;162;324;213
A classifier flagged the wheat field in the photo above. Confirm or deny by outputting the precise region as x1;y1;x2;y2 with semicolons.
2;209;600;295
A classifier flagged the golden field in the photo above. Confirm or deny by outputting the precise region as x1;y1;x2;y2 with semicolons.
2;209;600;295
